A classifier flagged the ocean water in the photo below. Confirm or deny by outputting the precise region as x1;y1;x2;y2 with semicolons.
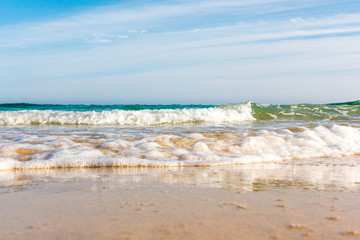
0;101;360;170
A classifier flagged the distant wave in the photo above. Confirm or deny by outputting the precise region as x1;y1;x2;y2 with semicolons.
327;100;360;105
0;101;359;126
0;103;216;112
251;101;360;121
0;102;254;126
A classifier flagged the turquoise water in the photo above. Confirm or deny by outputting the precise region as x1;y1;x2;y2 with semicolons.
0;103;216;112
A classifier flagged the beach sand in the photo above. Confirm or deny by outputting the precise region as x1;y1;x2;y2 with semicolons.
0;158;360;240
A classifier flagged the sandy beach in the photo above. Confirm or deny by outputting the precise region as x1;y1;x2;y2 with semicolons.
1;158;360;240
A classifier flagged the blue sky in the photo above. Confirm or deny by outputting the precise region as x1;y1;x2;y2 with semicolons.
1;0;360;104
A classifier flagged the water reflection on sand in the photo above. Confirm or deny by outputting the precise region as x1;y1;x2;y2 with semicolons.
1;157;360;193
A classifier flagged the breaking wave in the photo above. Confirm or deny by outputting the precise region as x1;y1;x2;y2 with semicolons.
0;100;359;126
1;124;360;170
0;102;254;126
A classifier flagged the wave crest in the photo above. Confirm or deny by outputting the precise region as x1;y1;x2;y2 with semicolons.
0;102;254;126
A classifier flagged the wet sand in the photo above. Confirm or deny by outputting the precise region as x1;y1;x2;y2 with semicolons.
0;158;360;240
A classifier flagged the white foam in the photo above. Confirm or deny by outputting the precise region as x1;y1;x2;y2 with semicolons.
0;125;360;170
0;103;254;126
0;158;17;171
193;142;211;153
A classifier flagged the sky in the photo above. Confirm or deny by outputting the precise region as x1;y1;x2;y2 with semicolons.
0;0;360;104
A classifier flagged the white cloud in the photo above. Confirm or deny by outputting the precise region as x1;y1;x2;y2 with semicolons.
290;17;304;23
85;38;112;43
287;13;360;31
128;29;146;33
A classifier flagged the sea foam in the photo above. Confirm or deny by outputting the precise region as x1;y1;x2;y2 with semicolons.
0;102;254;125
1;125;360;170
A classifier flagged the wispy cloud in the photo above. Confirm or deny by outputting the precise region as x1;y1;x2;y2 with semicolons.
128;29;146;33
0;0;339;48
1;0;360;103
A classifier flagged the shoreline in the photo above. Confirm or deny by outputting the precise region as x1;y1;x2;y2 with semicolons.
1;158;360;239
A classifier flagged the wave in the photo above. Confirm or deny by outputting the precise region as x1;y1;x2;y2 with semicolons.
0;101;359;126
0;102;254;126
1;124;360;170
327;100;360;105
251;102;360;121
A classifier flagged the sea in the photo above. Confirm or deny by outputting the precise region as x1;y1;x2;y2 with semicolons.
0;101;360;171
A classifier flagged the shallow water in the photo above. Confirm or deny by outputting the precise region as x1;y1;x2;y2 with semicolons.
1;157;360;192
